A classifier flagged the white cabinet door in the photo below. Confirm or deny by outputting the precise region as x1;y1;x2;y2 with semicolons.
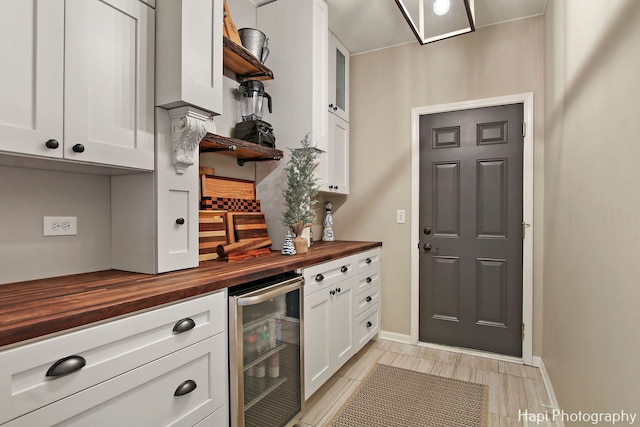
156;0;223;115
331;278;355;367
328;33;349;122
319;114;349;194
303;287;332;399
0;0;63;158
64;0;154;170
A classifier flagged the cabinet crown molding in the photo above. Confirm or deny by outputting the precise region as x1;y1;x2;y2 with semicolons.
168;106;215;174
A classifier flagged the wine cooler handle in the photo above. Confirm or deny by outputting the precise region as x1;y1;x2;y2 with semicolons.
237;277;303;306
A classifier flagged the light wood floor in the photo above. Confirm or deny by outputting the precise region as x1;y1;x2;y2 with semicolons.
296;339;553;427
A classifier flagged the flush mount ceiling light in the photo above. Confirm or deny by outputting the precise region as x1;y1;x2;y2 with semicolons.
395;0;475;45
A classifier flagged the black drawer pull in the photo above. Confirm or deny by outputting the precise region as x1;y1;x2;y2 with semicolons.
366;321;373;328
45;139;59;149
46;355;86;378
330;289;336;296
175;217;185;225
365;258;372;264
172;318;196;334
336;287;341;293
72;143;85;153
315;274;324;282
366;296;372;302
174;379;197;396
340;265;348;273
366;277;372;283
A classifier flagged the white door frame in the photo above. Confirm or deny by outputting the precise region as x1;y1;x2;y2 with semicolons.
410;93;534;365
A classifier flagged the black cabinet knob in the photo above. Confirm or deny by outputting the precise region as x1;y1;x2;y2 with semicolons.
315;274;324;282
366;296;372;302
176;218;185;225
45;139;59;149
334;185;339;190
72;143;85;153
341;266;348;273
329;103;334;108
329;185;334;189
366;277;372;283
330;289;336;296
366;258;372;264
366;321;373;328
336;287;341;293
333;106;338;111
174;379;197;396
423;227;432;235
46;355;86;378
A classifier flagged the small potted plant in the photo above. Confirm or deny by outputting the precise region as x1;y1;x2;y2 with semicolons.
282;133;320;254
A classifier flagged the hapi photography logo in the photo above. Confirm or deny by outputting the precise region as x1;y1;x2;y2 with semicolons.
519;409;637;425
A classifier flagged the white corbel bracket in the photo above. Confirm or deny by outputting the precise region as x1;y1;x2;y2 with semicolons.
168;106;216;174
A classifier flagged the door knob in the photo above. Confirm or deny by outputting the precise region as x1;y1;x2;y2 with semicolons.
423;227;432;235
423;243;432;251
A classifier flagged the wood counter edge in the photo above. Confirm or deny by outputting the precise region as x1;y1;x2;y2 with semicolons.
0;241;381;349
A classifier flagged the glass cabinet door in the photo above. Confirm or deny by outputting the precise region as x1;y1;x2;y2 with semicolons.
328;32;349;122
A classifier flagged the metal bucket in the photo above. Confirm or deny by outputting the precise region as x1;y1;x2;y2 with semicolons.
238;28;269;64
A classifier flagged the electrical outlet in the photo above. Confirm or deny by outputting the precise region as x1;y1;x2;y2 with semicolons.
43;216;77;236
396;209;406;224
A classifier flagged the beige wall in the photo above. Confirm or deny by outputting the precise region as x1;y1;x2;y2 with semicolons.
544;0;640;416
337;16;545;354
0;166;111;284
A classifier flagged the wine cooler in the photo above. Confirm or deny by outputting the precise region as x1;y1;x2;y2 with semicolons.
228;272;304;427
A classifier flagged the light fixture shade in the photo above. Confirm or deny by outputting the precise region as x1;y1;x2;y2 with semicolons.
395;0;475;45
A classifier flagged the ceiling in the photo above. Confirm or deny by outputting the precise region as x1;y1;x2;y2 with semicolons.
252;0;547;55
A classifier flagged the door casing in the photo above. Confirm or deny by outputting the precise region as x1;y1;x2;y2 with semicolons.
410;93;534;365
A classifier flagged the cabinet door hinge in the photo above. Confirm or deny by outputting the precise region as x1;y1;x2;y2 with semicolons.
522;323;525;341
522;122;526;137
522;222;530;239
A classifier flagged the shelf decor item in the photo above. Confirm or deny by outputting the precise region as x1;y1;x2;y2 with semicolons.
282;232;296;255
282;133;320;254
322;202;335;241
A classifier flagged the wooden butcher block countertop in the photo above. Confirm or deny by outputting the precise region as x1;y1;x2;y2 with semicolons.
0;241;381;348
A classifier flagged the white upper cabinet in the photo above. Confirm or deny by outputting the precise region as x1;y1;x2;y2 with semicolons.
0;0;64;159
328;32;349;122
0;0;155;171
155;0;223;115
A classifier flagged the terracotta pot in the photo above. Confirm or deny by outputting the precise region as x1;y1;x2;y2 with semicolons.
292;236;308;254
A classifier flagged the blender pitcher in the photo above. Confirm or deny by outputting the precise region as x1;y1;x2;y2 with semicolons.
239;80;272;121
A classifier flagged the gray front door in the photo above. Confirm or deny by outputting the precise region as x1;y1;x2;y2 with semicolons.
419;104;524;357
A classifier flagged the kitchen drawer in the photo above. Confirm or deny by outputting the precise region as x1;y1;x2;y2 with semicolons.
4;335;226;427
354;284;380;317
354;304;380;351
354;266;381;296
193;404;227;427
354;248;381;273
302;255;354;296
0;291;226;424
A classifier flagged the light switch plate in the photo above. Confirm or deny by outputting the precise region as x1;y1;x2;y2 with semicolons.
396;209;406;224
43;216;77;236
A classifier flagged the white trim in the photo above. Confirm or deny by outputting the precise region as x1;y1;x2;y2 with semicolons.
410;93;535;365
536;357;564;427
379;330;411;344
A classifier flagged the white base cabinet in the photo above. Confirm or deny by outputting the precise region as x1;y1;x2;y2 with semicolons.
0;291;228;427
302;247;381;399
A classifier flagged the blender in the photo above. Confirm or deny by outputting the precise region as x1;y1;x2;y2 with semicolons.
234;80;276;148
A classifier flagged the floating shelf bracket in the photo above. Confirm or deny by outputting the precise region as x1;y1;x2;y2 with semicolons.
237;156;281;167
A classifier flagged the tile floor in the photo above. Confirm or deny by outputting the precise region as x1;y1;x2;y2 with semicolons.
295;339;554;427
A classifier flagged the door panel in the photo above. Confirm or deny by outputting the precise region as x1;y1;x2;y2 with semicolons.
419;104;523;357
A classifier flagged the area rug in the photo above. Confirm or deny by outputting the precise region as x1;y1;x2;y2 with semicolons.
329;363;488;427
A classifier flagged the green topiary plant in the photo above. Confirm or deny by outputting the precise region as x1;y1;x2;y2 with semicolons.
281;133;320;238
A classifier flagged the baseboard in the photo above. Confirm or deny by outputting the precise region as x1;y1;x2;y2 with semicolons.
535;356;564;427
378;330;411;344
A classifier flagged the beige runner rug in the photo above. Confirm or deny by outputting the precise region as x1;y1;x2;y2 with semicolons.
329;363;488;427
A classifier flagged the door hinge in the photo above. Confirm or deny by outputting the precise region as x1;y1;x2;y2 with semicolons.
522;222;530;239
522;323;525;341
522;122;526;137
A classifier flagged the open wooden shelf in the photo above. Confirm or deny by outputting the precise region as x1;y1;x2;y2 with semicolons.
223;37;274;81
200;133;283;166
